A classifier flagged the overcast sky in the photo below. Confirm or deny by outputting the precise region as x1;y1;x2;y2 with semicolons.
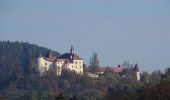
0;0;170;72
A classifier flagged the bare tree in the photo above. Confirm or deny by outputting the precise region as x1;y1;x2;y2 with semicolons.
89;52;100;73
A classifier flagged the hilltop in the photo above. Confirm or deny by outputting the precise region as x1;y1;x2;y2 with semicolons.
0;41;170;100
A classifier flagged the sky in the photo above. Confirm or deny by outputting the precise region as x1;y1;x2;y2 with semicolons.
0;0;170;72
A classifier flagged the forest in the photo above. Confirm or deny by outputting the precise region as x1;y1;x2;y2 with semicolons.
0;41;170;100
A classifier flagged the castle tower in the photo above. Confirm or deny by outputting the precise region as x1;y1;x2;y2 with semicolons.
70;46;75;60
70;46;75;55
46;50;53;59
134;64;141;81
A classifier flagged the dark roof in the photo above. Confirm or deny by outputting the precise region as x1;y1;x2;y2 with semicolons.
134;64;140;72
72;54;83;60
58;53;83;60
58;53;71;59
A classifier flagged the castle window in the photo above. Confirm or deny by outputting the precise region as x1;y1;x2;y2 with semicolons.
80;66;82;68
75;66;77;68
79;61;81;64
68;64;69;66
75;61;77;64
72;66;73;68
45;63;47;65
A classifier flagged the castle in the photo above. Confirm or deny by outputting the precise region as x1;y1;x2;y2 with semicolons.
37;46;140;81
112;64;141;81
37;46;84;76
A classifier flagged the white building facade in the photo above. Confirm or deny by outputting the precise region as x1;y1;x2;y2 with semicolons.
37;46;84;76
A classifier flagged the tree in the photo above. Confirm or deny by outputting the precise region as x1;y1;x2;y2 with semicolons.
55;93;66;100
161;67;170;82
141;71;151;85
150;70;162;84
89;52;100;73
122;60;131;69
25;90;39;100
107;83;137;100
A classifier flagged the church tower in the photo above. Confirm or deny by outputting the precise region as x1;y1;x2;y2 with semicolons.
134;64;141;81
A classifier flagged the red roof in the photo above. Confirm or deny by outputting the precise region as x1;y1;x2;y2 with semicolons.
44;58;56;62
44;57;66;62
112;65;124;72
55;59;65;62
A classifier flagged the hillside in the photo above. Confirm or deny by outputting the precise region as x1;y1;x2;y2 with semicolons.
0;41;60;58
0;41;60;71
0;41;170;100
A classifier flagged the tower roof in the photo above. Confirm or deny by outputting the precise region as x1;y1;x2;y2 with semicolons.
70;45;75;52
46;50;53;59
134;64;140;72
70;45;74;51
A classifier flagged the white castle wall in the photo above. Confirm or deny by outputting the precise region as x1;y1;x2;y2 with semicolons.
37;57;46;75
37;50;84;76
73;60;83;74
37;57;55;75
55;61;65;75
136;72;141;81
66;60;83;74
